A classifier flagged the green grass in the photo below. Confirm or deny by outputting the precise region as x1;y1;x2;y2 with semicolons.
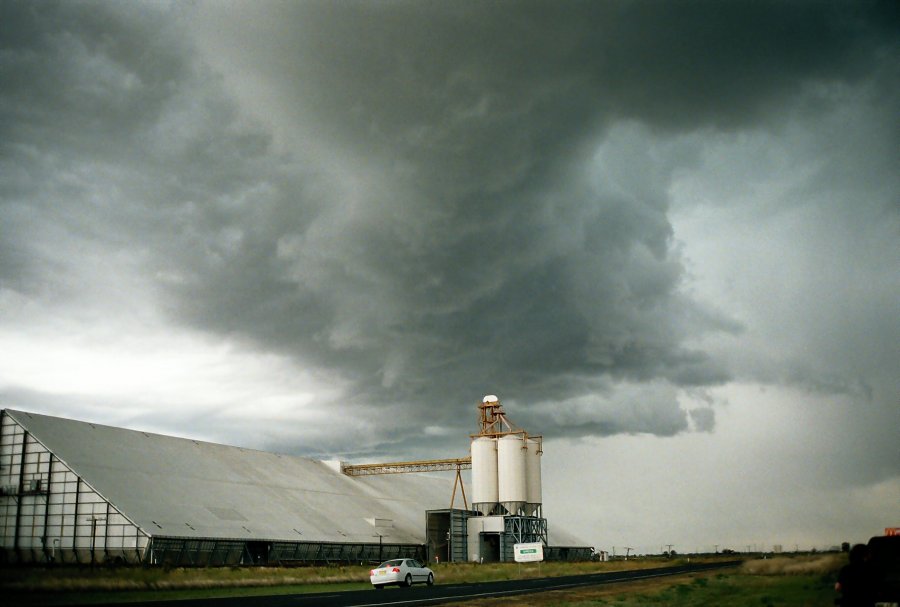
0;555;841;606
0;557;713;594
575;572;836;606
445;557;843;606
7;582;373;606
1;565;378;605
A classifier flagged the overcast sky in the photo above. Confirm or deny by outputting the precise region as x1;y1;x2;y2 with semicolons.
1;0;898;553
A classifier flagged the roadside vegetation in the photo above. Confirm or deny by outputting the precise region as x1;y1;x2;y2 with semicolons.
450;555;844;606
0;553;841;606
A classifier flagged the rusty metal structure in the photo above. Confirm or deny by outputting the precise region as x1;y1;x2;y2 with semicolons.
472;394;542;450
342;458;471;510
341;457;470;476
337;396;543;516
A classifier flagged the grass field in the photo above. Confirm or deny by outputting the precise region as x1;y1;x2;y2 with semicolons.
0;554;844;606
447;556;843;606
0;556;715;598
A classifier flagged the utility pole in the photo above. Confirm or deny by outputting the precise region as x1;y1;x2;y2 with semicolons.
623;546;633;560
368;518;392;563
666;544;674;556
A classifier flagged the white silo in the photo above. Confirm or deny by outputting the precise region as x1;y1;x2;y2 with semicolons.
498;434;527;515
471;436;498;515
525;437;542;516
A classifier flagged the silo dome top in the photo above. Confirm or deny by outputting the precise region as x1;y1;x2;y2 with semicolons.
483;395;499;403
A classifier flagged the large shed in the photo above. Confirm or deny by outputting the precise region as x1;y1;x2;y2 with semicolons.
0;409;454;566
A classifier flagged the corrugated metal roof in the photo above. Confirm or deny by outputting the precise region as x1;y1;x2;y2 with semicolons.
6;409;454;544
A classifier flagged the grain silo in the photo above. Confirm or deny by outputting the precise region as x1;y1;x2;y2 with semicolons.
470;436;498;515
498;434;526;515
525;436;542;516
465;395;548;562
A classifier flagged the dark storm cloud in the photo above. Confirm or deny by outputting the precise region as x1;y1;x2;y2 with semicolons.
183;1;894;442
2;1;896;453
227;0;897;150
1;1;297;299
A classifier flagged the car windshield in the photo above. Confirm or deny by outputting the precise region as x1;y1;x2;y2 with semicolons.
378;559;403;568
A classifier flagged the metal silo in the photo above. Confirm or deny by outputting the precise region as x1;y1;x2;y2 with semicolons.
498;434;526;515
525;437;542;516
471;436;498;515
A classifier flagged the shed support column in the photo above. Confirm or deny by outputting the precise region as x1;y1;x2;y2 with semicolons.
41;452;54;563
73;477;82;563
104;501;111;563
13;430;29;563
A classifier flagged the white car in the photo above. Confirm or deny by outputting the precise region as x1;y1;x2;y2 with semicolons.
369;558;435;589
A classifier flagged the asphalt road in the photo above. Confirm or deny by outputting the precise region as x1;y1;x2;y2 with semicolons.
81;560;742;607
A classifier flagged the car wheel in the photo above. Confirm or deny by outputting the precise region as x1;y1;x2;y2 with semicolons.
404;573;413;587
427;573;434;586
374;585;384;590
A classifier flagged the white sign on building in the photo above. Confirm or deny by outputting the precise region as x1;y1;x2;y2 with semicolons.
514;542;544;563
